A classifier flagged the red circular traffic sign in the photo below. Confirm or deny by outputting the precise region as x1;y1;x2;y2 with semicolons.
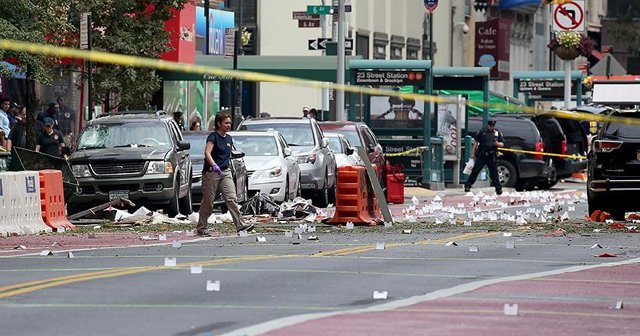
553;1;584;30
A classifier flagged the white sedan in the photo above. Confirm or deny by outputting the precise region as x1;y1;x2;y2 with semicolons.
325;133;362;167
230;131;301;203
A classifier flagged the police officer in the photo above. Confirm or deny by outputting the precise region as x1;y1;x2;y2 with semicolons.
464;119;504;195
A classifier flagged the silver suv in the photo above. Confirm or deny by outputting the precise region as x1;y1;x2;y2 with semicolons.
238;117;336;207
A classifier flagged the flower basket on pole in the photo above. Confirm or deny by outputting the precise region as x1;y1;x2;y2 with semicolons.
555;46;581;60
547;31;594;61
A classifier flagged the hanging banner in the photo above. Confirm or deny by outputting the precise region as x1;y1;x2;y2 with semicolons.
475;18;511;80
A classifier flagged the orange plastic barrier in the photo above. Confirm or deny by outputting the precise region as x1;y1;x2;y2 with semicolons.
39;170;75;231
385;162;404;204
327;166;381;226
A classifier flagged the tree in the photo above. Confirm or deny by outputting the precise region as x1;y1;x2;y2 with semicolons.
0;1;75;148
67;0;189;110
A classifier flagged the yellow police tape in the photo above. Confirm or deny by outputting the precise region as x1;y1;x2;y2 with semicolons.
498;147;587;160
1;38;639;128
385;146;586;160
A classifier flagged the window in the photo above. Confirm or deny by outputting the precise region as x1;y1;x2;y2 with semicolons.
390;35;405;60
407;38;421;60
373;32;388;60
356;33;369;59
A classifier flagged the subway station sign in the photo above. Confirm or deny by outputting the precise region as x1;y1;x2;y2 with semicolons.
354;70;426;86
517;80;576;97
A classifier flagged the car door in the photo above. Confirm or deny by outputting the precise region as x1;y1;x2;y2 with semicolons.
278;133;299;194
167;121;191;195
315;122;336;187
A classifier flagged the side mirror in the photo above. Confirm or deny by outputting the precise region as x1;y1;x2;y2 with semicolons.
346;147;354;155
177;141;191;151
232;150;245;159
321;138;329;148
284;148;292;157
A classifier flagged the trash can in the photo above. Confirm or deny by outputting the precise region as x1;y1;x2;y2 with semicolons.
385;162;405;204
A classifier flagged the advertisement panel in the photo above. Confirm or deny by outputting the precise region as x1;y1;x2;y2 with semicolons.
436;95;466;161
475;18;511;80
369;94;425;129
195;7;235;55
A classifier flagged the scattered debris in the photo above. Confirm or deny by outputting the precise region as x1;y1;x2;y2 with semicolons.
402;229;412;234
373;291;388;299
67;252;75;259
504;303;519;316
206;280;220;292
596;253;617;258
445;241;458;247
39;250;53;256
376;242;385;250
13;245;27;250
506;242;515;249
190;265;203;274
468;246;479;252
256;236;267;242
615;299;624;310
164;257;177;267
307;236;318;241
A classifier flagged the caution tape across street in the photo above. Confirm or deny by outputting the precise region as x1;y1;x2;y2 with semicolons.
499;147;587;160
385;147;427;157
1;38;640;128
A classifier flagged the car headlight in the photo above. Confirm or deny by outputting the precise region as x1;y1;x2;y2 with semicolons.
147;161;174;174
255;166;283;179
72;164;91;178
296;153;317;164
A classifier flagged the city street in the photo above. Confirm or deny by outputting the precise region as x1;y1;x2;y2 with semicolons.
1;183;639;336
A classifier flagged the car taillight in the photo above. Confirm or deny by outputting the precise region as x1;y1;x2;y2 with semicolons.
593;140;623;153
561;140;567;155
535;141;544;160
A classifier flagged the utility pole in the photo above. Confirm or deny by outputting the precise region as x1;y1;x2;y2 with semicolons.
336;0;346;121
321;0;329;117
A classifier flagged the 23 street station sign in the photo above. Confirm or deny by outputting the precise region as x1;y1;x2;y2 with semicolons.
518;80;576;97
354;70;426;86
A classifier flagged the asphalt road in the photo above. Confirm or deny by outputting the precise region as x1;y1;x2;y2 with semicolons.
1;182;638;335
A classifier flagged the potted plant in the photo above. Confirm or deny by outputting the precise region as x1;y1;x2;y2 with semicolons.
547;31;594;60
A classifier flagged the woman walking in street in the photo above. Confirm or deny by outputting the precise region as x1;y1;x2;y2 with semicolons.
197;113;253;236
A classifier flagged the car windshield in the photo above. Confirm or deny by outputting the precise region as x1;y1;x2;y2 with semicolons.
604;122;640;139
339;129;362;147
76;123;172;149
242;123;315;146
234;135;279;156
326;136;344;154
183;135;206;157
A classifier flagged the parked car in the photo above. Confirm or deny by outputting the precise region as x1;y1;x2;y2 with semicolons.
237;117;336;207
325;133;363;167
319;121;385;184
182;131;248;210
494;113;587;188
468;116;555;191
587;111;640;220
230;130;301;203
69;111;192;216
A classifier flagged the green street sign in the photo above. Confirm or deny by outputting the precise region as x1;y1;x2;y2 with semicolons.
306;5;332;15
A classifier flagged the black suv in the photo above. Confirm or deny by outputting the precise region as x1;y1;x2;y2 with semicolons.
68;111;193;217
494;113;588;188
468;116;555;191
587;111;640;220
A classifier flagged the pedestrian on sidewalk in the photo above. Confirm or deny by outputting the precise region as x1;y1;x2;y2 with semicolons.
464;119;504;195
197;112;253;236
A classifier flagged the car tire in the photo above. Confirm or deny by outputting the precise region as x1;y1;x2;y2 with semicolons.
497;160;517;188
537;170;558;190
179;181;193;215
165;181;180;218
314;171;330;208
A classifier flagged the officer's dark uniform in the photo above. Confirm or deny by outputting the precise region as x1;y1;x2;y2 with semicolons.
465;121;504;194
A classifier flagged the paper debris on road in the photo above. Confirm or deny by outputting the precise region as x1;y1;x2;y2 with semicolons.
468;245;479;252
376;242;385;250
256;236;267;242
67;251;74;259
190;265;203;274
158;234;167;241
506;241;515;249
504;303;518;316
402;229;412;234
39;250;53;256
615;299;623;310
172;241;182;248
164;257;177;267
206;280;220;292
373;291;388;299
591;243;602;249
503;232;512;237
308;236;318;240
346;222;354;229
445;241;458;246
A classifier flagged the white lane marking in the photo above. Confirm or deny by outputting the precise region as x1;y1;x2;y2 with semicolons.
220;257;640;336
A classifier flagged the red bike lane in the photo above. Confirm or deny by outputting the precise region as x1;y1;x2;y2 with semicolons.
252;260;640;336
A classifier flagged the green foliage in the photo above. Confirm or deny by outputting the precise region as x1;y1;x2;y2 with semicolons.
68;0;189;109
610;16;640;57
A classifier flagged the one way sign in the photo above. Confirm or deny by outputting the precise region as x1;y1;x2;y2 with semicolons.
308;38;329;50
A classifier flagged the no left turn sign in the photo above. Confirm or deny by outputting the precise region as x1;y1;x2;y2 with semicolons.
552;0;585;32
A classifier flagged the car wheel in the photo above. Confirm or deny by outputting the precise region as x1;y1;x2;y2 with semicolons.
328;167;337;205
313;171;330;208
179;182;193;215
537;170;558;190
165;180;180;217
497;160;517;188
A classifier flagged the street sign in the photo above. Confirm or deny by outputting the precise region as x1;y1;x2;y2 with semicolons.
345;38;354;51
354;70;426;86
517;80;576;97
307;5;332;15
552;0;585;32
299;20;321;28
308;38;329;50
424;0;439;14
292;11;320;20
224;28;235;59
80;12;90;50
